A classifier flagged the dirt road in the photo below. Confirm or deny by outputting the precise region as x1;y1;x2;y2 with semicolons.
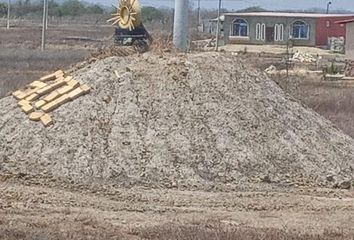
0;176;354;239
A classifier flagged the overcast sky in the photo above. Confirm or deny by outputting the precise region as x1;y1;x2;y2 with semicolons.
99;0;354;11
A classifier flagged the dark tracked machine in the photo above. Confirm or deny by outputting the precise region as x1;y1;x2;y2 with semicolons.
108;0;151;52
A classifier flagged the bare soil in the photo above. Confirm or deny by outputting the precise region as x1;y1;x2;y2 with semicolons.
0;25;113;49
1;51;354;239
0;177;354;239
1;27;354;239
0;25;113;98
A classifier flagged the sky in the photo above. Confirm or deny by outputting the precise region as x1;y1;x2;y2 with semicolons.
99;0;354;11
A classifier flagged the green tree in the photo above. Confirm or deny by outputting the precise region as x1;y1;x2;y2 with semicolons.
59;0;86;16
0;3;7;17
141;6;163;22
86;4;104;14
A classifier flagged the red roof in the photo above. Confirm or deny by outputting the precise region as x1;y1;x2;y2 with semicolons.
335;19;354;24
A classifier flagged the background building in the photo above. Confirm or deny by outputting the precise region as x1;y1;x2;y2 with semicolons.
201;16;224;35
221;12;354;47
335;19;354;59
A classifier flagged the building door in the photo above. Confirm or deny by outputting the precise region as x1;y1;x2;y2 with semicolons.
266;27;274;42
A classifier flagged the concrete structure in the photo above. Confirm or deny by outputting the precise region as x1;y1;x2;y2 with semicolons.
336;19;354;60
173;0;189;51
220;12;354;47
202;16;224;35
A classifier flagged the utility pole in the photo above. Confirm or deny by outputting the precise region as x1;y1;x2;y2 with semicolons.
215;0;221;51
45;0;49;30
173;0;189;51
197;0;201;27
41;0;48;51
6;0;10;29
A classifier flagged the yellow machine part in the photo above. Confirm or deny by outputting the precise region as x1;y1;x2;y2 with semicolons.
108;0;141;31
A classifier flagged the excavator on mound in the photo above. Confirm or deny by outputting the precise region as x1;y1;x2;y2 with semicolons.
108;0;152;52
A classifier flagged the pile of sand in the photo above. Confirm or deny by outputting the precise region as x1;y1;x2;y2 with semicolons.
0;52;353;190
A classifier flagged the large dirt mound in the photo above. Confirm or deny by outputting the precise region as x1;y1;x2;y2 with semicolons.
1;52;354;190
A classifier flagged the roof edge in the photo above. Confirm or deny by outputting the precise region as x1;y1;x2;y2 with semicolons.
223;12;354;18
335;19;354;24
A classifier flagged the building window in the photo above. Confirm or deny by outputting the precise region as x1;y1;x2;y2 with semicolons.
292;21;309;39
274;24;284;41
232;19;248;37
256;23;261;40
256;23;265;41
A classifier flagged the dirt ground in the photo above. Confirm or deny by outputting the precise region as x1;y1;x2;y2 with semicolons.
241;52;354;139
0;24;113;98
1;176;354;239
220;43;343;56
0;24;113;49
1;26;354;239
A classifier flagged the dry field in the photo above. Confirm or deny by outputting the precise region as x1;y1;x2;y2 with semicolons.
1;179;354;240
0;24;113;98
1;27;354;240
240;52;354;139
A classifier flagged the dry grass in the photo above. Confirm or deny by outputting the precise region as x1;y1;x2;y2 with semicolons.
0;48;89;97
0;228;123;240
0;225;124;240
0;24;114;98
0;25;112;49
135;222;353;240
300;85;354;138
268;71;354;138
0;220;352;240
0;213;125;240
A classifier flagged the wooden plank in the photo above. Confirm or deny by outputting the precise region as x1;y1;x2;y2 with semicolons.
43;91;60;102
29;81;47;89
80;84;91;93
67;87;85;100
12;90;25;99
41;94;70;113
40;70;65;82
57;85;74;95
67;79;80;88
40;114;53;127
34;100;47;109
29;112;44;121
13;88;38;100
36;79;66;96
50;79;67;90
36;85;52;96
18;100;30;107
55;70;65;78
25;93;40;102
64;76;73;83
21;104;34;114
